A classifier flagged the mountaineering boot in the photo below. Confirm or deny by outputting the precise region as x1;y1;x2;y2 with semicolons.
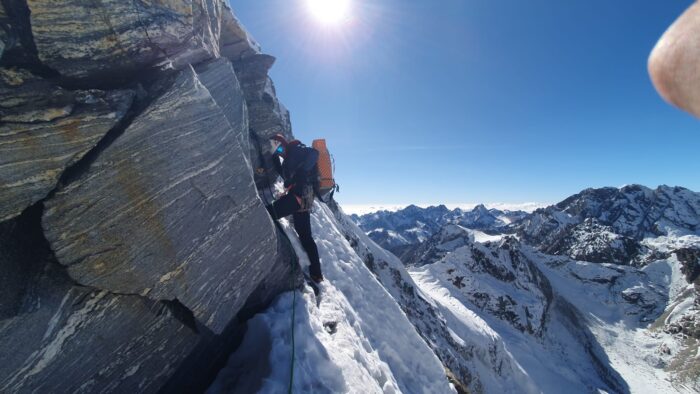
303;271;322;306
311;273;324;283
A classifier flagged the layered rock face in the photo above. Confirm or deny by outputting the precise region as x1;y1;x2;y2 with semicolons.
28;0;219;80
0;68;135;221
1;1;300;392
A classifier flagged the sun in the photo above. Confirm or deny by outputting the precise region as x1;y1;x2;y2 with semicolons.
306;0;351;25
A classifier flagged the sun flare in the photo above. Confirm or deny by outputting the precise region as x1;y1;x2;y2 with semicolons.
307;0;351;25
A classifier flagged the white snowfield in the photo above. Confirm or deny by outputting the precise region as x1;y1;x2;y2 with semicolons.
209;202;456;394
335;208;539;393
211;195;700;393
532;252;698;394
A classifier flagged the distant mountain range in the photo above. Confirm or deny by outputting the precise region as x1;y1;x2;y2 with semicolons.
352;185;700;266
350;184;700;392
516;185;700;265
351;204;528;260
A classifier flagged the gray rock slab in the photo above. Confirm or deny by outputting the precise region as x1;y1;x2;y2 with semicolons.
43;66;278;334
0;68;75;123
240;226;304;317
195;58;249;160
0;68;134;221
232;54;294;186
246;76;292;139
0;268;198;393
220;2;260;61
27;0;220;79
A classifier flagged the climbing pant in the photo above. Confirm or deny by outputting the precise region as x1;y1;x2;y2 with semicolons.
267;193;322;278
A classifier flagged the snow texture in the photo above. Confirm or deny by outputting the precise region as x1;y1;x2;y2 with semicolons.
211;185;700;393
209;202;454;394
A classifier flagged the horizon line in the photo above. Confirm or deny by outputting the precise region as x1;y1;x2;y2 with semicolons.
339;202;550;215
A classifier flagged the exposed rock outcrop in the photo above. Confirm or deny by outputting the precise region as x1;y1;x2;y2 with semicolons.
675;247;700;285
219;2;260;61
0;268;199;393
42;65;277;334
195;58;249;159
1;1;302;392
0;67;134;221
232;53;292;187
0;202;200;393
354;204;529;260
516;185;700;265
27;0;220;81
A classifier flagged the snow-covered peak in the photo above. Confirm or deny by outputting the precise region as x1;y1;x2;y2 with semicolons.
213;184;700;393
550;184;699;238
354;203;527;257
517;185;700;265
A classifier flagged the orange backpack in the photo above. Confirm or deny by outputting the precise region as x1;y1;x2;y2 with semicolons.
312;139;338;201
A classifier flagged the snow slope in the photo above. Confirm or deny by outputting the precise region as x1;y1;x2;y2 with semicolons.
209;202;455;394
406;227;629;393
529;250;696;393
407;216;699;393
329;203;538;394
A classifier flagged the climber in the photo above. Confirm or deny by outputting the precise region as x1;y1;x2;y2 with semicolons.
266;134;324;283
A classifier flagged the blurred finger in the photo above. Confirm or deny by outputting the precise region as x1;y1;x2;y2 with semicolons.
648;1;700;119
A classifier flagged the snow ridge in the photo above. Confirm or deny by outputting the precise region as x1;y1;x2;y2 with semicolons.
210;202;455;394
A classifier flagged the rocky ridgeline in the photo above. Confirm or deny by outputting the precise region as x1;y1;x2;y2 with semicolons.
401;223;630;392
355;185;700;391
353;204;528;260
0;1;299;392
411;225;553;336
516;185;700;265
329;202;537;394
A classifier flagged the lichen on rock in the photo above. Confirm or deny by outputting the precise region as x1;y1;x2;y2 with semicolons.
42;66;278;334
27;0;220;80
0;1;301;391
0;68;135;221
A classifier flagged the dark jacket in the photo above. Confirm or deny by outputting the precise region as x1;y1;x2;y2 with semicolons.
273;142;319;197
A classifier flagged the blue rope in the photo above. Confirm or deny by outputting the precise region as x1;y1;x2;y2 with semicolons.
288;260;297;394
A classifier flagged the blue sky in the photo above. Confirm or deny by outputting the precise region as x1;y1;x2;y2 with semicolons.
231;0;699;207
